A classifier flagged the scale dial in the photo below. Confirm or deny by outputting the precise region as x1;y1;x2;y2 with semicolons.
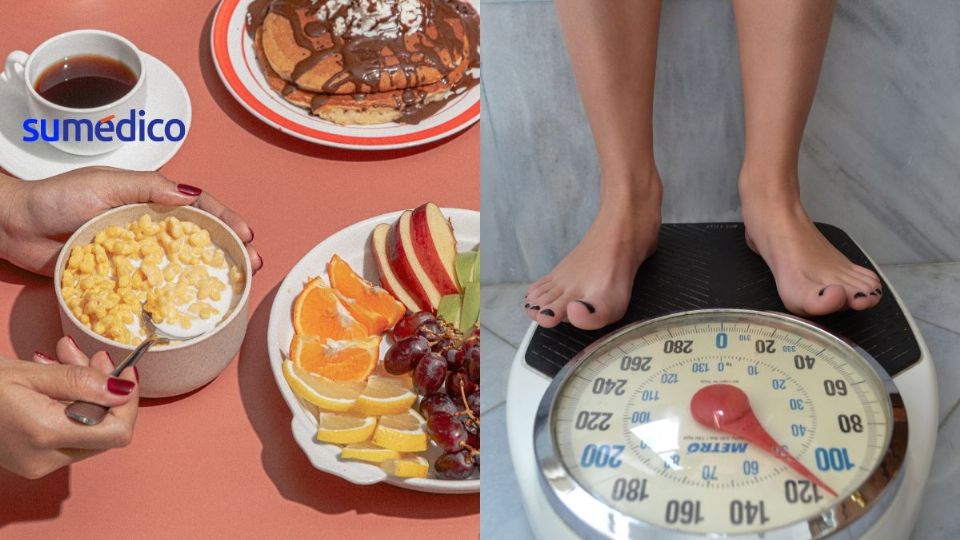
534;310;907;539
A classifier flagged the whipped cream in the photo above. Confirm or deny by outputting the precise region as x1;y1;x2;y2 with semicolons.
315;0;424;39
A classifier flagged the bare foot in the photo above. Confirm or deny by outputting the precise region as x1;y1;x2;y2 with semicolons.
740;174;882;317
524;172;662;330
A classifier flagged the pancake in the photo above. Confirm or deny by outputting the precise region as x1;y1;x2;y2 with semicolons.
254;29;461;125
246;0;480;125
255;0;472;95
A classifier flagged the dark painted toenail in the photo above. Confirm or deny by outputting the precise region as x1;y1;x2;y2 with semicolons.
818;288;825;297
875;288;883;296
577;300;596;314
854;292;867;299
524;303;530;309
869;292;878;296
530;305;540;311
541;309;556;317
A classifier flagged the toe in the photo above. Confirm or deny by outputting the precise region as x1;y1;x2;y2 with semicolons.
536;300;569;328
526;277;553;298
567;299;618;330
798;283;847;316
847;287;881;311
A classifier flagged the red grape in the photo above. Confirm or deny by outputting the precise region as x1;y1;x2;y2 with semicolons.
467;391;480;417
434;450;477;480
419;392;460;418
465;346;479;383
427;412;467;452
394;311;436;340
383;335;430;374
446;370;477;398
463;418;480;449
413;352;447;395
433;337;456;354
417;320;443;339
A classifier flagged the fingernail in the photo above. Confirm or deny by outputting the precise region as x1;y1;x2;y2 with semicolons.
67;335;79;348
105;350;113;364
818;288;825;297
854;292;867;299
107;377;135;396
176;183;203;196
530;305;540;311
247;228;255;243
133;367;139;383
577;300;596;314
34;350;54;362
541;308;556;317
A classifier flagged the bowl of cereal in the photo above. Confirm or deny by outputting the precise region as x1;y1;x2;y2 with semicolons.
54;204;252;398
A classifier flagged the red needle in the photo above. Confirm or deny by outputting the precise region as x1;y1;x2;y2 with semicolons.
690;384;838;498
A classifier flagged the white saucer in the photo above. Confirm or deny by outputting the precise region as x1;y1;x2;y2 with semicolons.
0;53;191;180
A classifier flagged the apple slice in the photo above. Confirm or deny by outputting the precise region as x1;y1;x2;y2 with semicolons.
387;211;441;310
410;203;460;295
371;223;423;312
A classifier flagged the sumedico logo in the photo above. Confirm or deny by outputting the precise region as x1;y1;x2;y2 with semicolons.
22;109;186;143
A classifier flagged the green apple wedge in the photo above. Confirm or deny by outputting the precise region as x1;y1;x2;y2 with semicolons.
459;281;480;331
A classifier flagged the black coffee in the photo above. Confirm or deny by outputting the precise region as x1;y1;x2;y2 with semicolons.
35;54;137;109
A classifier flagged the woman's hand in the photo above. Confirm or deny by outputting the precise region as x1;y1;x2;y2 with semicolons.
0;337;138;479
0;166;263;276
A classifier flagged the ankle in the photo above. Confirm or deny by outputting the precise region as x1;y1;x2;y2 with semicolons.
738;166;802;209
599;165;662;210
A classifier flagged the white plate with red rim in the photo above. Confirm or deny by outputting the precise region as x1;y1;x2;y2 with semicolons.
266;208;480;493
210;0;480;151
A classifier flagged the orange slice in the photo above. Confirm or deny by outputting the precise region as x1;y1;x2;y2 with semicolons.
328;254;405;334
290;334;381;381
293;278;368;340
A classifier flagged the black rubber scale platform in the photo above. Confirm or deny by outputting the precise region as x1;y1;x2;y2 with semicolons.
525;223;921;379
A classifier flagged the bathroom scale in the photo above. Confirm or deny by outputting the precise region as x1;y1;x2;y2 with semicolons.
506;223;937;540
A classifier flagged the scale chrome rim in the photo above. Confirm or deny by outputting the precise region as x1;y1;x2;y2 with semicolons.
533;309;908;539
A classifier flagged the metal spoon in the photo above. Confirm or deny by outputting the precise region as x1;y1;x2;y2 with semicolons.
64;308;205;426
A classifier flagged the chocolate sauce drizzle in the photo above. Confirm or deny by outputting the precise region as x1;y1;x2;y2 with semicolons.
247;0;479;124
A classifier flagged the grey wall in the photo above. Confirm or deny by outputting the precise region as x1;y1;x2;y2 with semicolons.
479;0;960;284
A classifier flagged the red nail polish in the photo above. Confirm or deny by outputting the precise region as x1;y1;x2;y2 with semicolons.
176;183;203;196
248;228;255;243
34;350;54;362
133;367;139;383
107;377;135;396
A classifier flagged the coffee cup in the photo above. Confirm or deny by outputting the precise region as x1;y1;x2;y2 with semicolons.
2;29;146;156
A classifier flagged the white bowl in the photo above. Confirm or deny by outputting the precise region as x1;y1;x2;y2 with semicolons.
54;204;253;398
267;208;480;494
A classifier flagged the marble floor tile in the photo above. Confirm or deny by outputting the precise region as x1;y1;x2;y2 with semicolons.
882;263;960;335
481;282;534;348
479;404;536;540
914;320;960;426
480;327;517;413
912;405;960;539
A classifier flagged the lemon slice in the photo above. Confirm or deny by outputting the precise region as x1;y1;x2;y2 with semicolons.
316;412;377;445
340;442;401;464
381;455;430;478
368;369;414;390
282;360;365;411
372;410;428;452
353;377;417;415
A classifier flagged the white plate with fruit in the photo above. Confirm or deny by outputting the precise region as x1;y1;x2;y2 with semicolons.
267;204;480;494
